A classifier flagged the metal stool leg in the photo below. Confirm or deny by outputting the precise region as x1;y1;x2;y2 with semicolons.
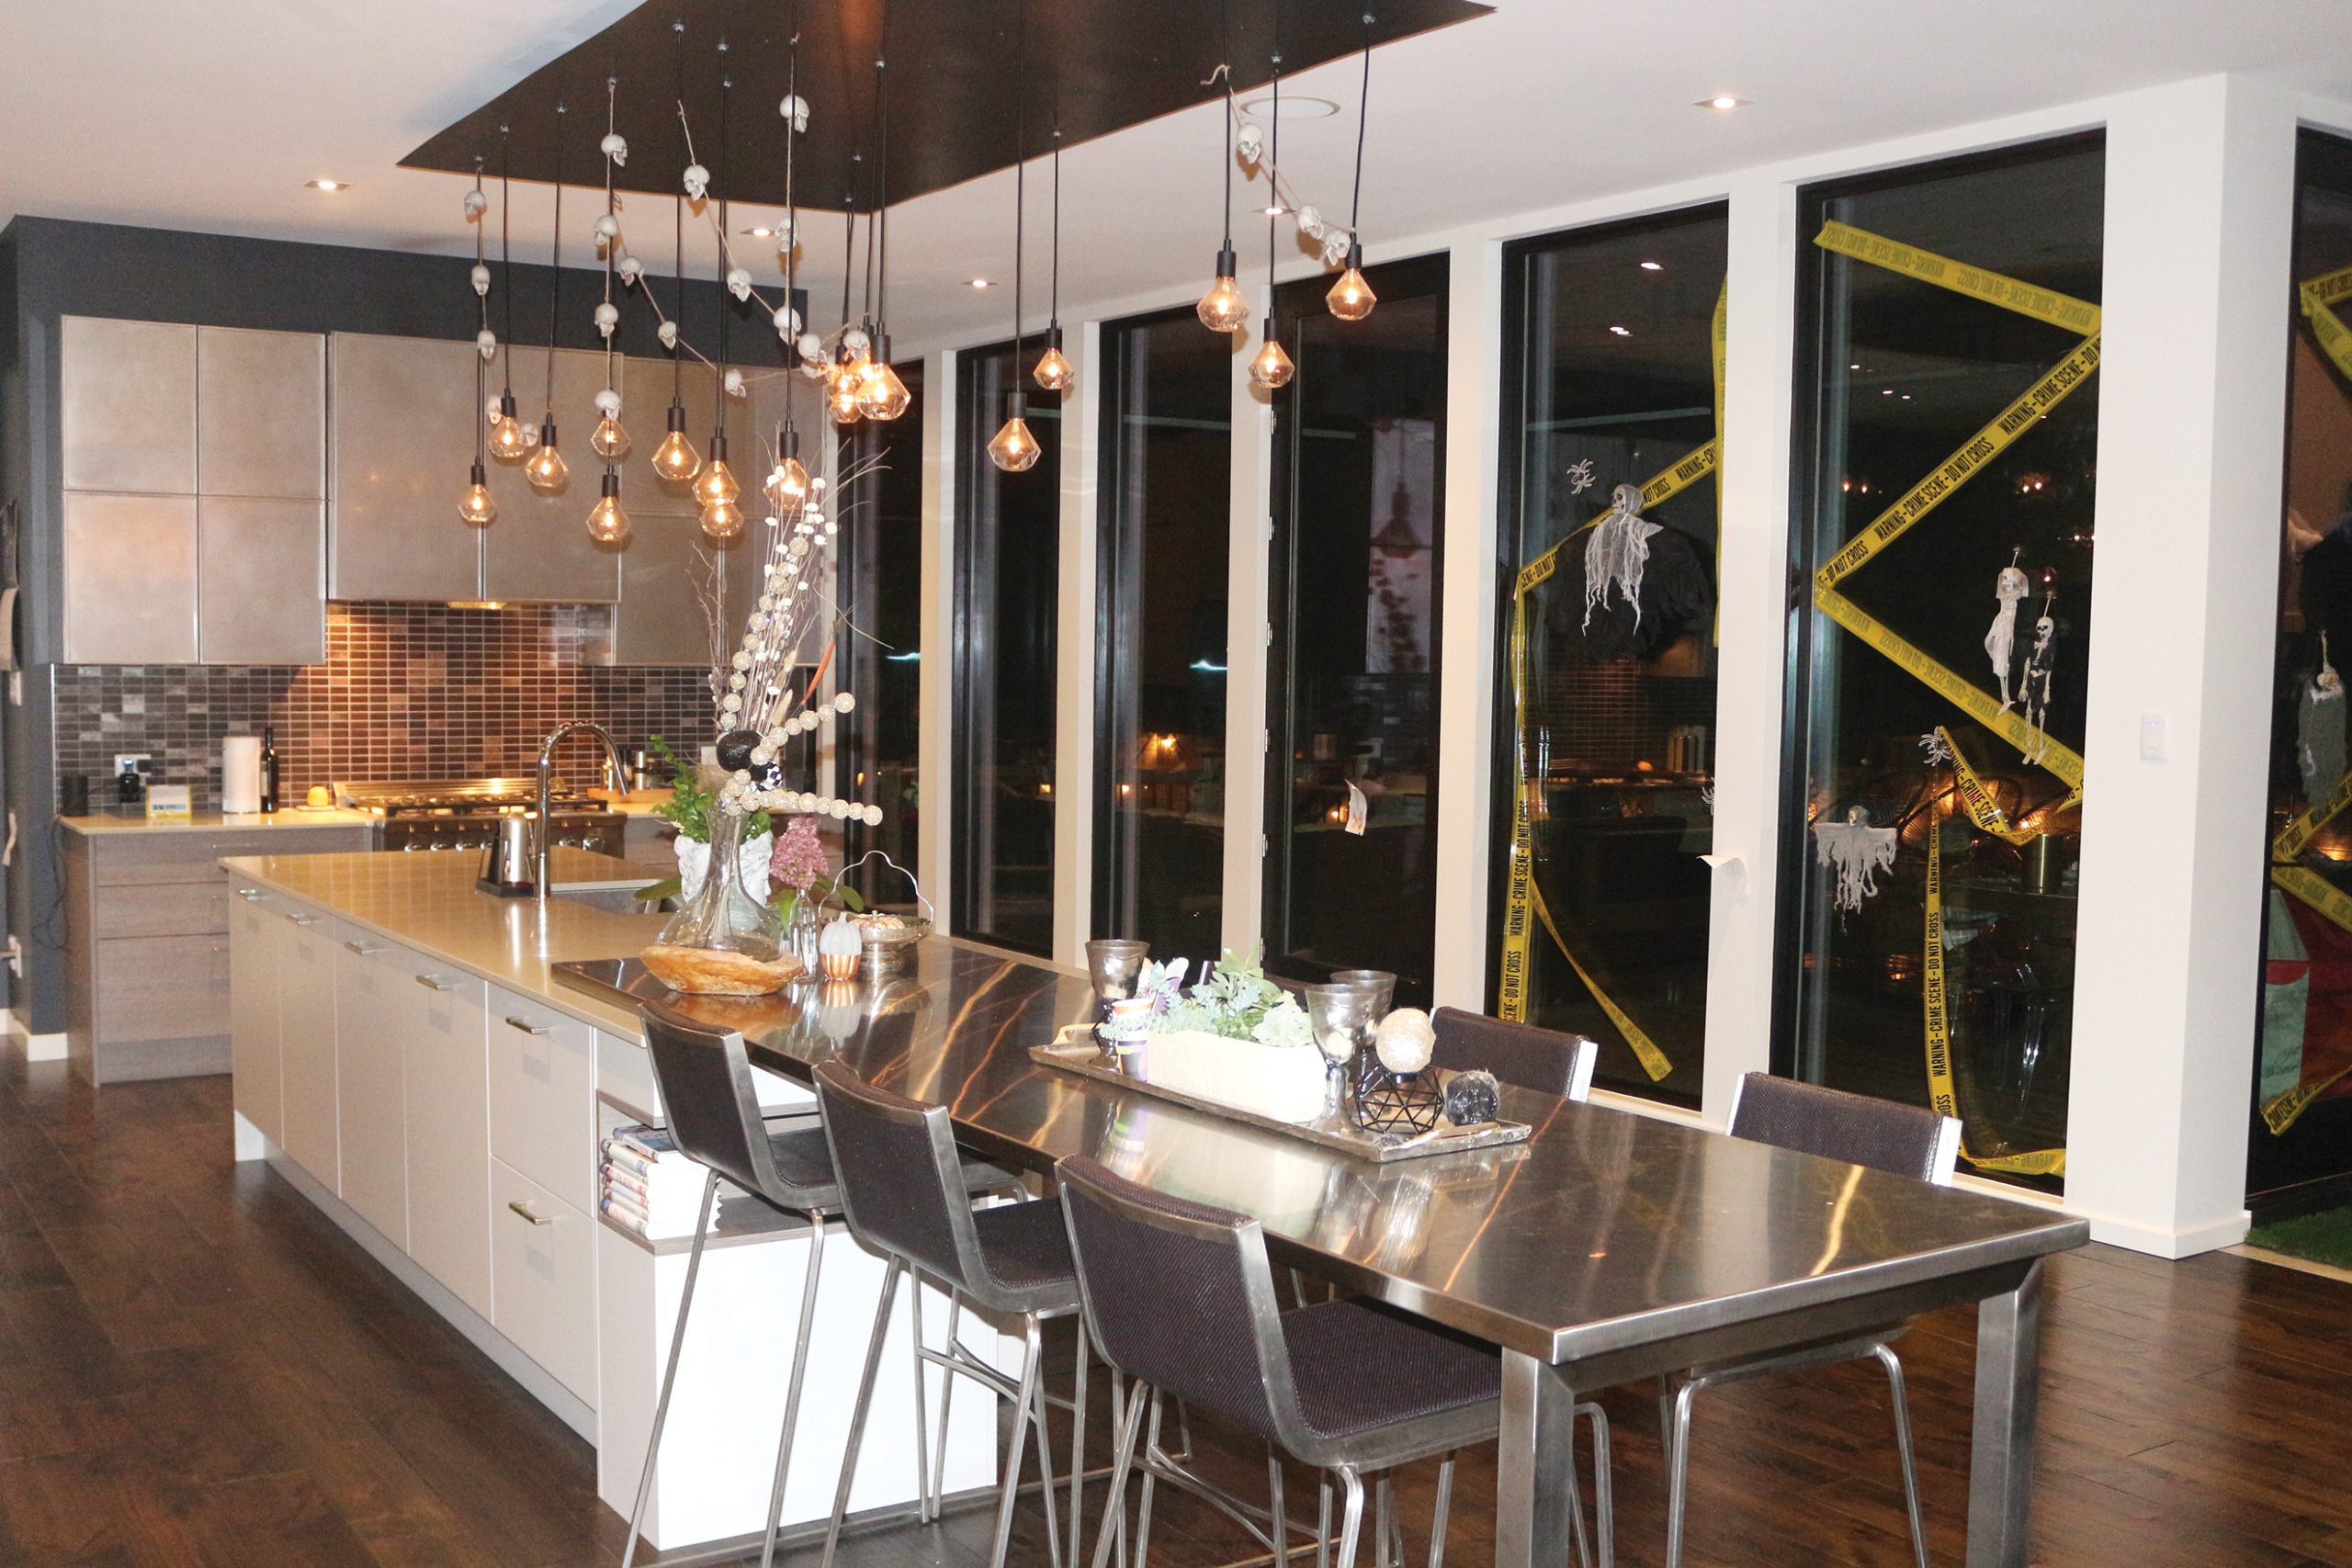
1664;1374;1705;1568
910;1267;933;1523
1874;1344;1930;1568
1428;1455;1455;1568
819;1259;904;1568
1269;1450;1288;1565
1135;1388;1166;1568
1317;1476;1334;1568
1374;1476;1396;1568
1070;1318;1091;1568
931;1295;964;1523
620;1169;719;1568
988;1313;1052;1568
758;1210;831;1568
1091;1376;1148;1568
1028;1315;1067;1568
1333;1467;1367;1568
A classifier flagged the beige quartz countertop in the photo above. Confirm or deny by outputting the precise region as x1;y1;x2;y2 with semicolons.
64;807;379;835
217;847;662;1037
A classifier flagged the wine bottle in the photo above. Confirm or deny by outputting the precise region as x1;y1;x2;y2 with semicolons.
260;725;279;814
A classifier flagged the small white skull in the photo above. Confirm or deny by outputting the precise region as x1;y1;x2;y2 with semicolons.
724;368;746;399
594;301;619;340
797;356;829;380
469;263;492;297
475;328;497;361
599;131;628;166
616;252;643;286
594;388;622;416
726;265;752;302
841;327;871;355
1236;122;1265;165
485;396;503;421
796;331;825;364
657;320;679;349
682;163;710;200
770;216;797;250
774;304;801;336
779;95;811;133
593;213;620;243
1294;203;1324;239
462;188;487;220
1320;229;1351;266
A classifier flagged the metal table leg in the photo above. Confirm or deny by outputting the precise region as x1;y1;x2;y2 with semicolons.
1967;1259;2043;1568
1495;1351;1579;1568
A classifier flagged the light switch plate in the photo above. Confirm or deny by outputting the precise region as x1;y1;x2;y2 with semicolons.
2139;712;2167;761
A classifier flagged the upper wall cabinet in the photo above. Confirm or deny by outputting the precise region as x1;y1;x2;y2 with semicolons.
198;327;325;501
61;318;198;494
328;333;486;604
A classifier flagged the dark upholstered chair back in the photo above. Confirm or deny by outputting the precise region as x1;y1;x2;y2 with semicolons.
1057;1156;1299;1449
1429;1008;1598;1101
812;1060;985;1287
640;1000;808;1206
1728;1072;1960;1185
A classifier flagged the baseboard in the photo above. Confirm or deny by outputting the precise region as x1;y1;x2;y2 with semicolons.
2083;1206;2252;1258
80;1032;231;1084
263;1152;599;1444
7;1013;66;1062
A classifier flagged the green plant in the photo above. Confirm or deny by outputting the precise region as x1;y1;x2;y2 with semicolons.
1150;950;1310;1045
647;735;770;842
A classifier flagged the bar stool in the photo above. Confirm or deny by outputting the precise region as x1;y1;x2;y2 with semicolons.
1059;1154;1614;1568
811;1059;1091;1568
1428;1008;1599;1100
1658;1073;1962;1568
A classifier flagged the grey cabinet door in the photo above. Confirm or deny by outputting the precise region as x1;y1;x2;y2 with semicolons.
480;346;622;604
62;493;199;663
61;318;198;494
329;333;484;602
613;507;723;666
198;328;325;500
199;497;325;664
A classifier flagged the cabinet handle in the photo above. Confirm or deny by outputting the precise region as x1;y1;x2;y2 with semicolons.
413;974;463;992
507;1201;554;1226
343;940;388;956
236;887;264;899
503;1015;552;1036
288;915;319;928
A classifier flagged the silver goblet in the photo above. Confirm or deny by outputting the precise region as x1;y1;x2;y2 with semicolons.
1083;939;1150;1055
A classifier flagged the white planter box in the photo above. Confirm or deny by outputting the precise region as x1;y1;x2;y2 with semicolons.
1135;1030;1327;1124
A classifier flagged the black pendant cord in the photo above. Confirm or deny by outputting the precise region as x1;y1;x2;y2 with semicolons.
545;103;563;417
875;28;889;345
783;0;798;421
1266;42;1280;296
473;156;489;467
839;185;856;334
1351;42;1370;235
1219;0;1234;253
601;78;617;428
671;19;687;402
714;65;731;431
500;123;515;398
1012;0;1025;368
1048;121;1060;336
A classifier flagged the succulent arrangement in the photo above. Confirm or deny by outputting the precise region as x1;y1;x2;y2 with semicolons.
1137;951;1313;1048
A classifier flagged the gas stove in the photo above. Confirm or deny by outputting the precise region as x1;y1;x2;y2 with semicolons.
335;777;627;856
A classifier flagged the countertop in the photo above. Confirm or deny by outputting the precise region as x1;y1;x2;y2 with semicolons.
64;807;379;835
216;847;667;1037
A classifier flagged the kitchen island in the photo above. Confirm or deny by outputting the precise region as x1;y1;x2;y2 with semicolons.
219;847;1004;1558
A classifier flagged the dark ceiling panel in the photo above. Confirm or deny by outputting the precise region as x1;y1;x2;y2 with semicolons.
403;0;1491;212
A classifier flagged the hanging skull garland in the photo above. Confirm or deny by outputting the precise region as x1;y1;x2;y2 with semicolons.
657;320;679;349
682;163;710;200
723;368;746;400
1814;806;1899;914
1235;121;1265;166
600;132;628;166
470;263;492;298
616;252;644;287
726;265;752;302
594;301;619;340
780;94;811;132
475;328;497;361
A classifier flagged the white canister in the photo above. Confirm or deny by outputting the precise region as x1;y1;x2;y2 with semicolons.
221;736;264;815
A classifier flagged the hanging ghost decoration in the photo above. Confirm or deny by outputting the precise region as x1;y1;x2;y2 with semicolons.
1986;550;2030;708
1814;806;1899;914
2303;631;2347;809
1584;483;1662;633
2020;596;2058;766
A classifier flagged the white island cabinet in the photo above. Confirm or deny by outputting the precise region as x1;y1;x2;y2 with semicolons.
221;850;1006;1556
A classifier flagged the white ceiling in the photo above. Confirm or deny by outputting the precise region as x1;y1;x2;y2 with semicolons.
6;0;2352;354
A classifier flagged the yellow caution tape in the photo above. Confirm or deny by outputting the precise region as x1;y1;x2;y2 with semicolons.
1937;728;2064;845
2306;293;2352;386
1815;220;2101;336
1530;883;1674;1083
1711;279;1728;649
2300;264;2352;312
1924;824;2069;1177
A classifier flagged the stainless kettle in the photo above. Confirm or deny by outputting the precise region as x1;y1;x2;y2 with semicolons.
477;814;538;897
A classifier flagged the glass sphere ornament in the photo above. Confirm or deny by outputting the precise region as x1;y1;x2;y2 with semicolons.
458;462;498;527
1248;324;1295;390
1197;246;1250;333
585;470;629;544
1327;243;1377;321
650;401;702;482
987;393;1042;473
524;421;569;491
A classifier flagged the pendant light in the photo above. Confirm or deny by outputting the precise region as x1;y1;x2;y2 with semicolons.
1032;123;1074;392
591;80;630;463
697;63;741;537
586;470;630;544
1196;8;1249;335
1327;40;1377;321
859;35;914;423
989;0;1041;473
459;157;499;526
1247;51;1295;391
770;1;813;513
488;124;538;462
523;103;571;493
828;188;865;426
650;19;703;485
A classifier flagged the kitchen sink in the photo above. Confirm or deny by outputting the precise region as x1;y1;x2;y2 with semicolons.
550;885;678;915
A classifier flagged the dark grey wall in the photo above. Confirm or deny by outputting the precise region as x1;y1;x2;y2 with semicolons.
0;215;795;1035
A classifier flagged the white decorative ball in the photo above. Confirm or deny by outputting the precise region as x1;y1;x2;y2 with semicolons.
828;799;848;819
862;804;883;826
834;692;856;713
1373;1008;1437;1076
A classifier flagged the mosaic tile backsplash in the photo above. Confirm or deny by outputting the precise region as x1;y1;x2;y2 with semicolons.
54;604;719;811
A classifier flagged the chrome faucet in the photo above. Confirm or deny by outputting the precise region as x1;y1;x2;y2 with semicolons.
535;720;628;897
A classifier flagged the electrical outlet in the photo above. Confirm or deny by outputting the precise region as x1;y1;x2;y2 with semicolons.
113;752;153;781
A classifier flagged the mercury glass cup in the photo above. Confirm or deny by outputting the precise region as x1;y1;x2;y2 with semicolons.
1083;939;1150;1053
1304;983;1376;1121
1329;968;1397;1020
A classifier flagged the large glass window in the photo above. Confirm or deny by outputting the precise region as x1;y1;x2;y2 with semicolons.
1491;207;1726;1107
1095;309;1234;953
839;361;923;898
2251;129;2352;1205
1781;135;2104;1192
953;342;1060;954
1265;254;1447;1007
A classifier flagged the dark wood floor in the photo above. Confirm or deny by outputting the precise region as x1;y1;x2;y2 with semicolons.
3;1057;2349;1568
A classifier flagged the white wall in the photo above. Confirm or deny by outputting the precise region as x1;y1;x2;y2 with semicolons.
910;71;2352;1256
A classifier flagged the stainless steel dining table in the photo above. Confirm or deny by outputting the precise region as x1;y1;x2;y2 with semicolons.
571;937;2089;1568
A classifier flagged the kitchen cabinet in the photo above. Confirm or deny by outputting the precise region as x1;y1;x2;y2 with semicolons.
62;492;199;663
403;969;493;1321
198;326;325;500
230;890;287;1145
492;1156;598;1403
198;496;326;663
487;984;597;1213
327;332;485;603
60;317;197;494
277;908;342;1189
334;937;412;1248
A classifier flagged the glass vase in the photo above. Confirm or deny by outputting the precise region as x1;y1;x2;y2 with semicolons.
642;807;794;994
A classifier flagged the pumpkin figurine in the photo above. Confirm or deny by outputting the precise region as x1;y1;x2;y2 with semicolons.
817;914;863;981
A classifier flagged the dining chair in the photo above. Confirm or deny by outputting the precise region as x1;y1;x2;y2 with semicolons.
1428;1007;1600;1100
1658;1072;1961;1568
1060;1154;1614;1568
811;1060;1093;1568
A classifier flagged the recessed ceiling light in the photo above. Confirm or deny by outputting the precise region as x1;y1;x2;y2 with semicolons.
969;277;993;288
306;178;351;192
1638;260;1664;272
1849;362;1862;370
1609;325;1632;337
744;226;775;238
1263;203;1287;218
1699;95;1747;112
1240;95;1339;120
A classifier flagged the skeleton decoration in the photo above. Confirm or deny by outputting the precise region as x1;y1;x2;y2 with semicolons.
1566;457;1597;496
682;162;710;201
1295;203;1324;239
1814;806;1899;914
1583;483;1663;633
599;132;628;166
773;305;801;337
779;94;811;133
475;328;497;361
1986;549;2030;709
593;213;620;246
1919;730;1953;766
594;388;622;418
2019;594;2057;765
2301;631;2347;808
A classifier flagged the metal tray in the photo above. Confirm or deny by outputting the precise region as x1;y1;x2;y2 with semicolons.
1028;1034;1531;1163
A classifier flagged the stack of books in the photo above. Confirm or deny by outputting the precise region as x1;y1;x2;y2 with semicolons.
600;1124;711;1240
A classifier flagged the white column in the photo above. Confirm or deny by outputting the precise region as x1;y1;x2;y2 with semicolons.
1698;174;1801;1127
1053;323;1104;965
916;349;957;921
1430;234;1504;1009
1222;286;1275;961
2068;75;2297;1256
